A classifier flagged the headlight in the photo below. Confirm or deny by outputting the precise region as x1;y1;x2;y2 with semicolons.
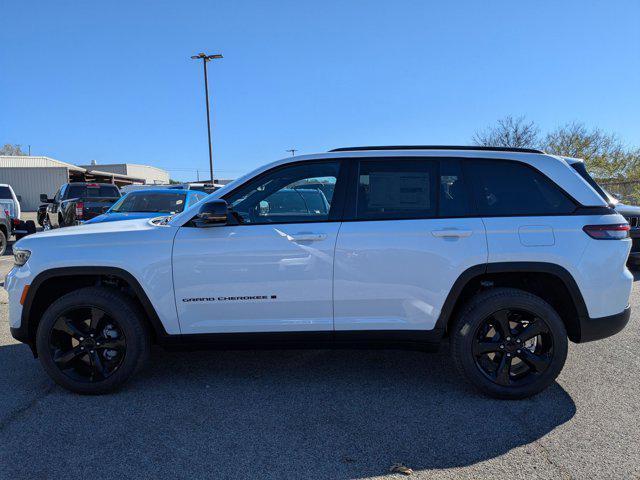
14;249;31;266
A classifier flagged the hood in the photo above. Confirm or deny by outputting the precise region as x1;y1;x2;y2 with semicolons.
14;217;170;250
85;211;167;224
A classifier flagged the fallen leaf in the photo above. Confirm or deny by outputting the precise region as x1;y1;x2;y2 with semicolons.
390;463;413;475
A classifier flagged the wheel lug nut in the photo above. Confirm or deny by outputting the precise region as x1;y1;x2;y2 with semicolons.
506;353;511;357
517;350;521;353
96;342;101;346
90;350;95;354
500;345;504;349
79;337;84;341
506;337;511;341
516;339;521;343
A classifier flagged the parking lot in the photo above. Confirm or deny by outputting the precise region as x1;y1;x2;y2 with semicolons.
0;243;638;480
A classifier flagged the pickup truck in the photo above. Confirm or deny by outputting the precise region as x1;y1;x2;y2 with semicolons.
38;183;121;229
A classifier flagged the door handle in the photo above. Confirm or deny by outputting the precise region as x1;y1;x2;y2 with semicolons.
288;233;327;242
432;229;473;238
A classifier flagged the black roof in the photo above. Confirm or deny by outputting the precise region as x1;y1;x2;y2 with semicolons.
329;145;544;154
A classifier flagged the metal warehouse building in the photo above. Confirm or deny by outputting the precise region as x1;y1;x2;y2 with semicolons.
78;162;170;185
0;156;143;211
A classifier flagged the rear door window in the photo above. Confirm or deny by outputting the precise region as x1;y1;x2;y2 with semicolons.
465;160;575;216
439;159;469;217
355;159;437;220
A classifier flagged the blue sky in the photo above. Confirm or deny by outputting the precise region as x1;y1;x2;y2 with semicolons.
1;0;639;181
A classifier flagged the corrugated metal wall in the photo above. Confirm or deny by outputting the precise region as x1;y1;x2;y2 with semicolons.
0;167;69;211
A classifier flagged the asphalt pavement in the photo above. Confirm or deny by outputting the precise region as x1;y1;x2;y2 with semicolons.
0;248;638;480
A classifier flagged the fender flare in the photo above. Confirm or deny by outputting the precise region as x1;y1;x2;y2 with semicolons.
19;266;169;347
435;261;589;337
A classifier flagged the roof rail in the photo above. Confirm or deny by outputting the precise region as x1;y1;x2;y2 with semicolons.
329;145;545;154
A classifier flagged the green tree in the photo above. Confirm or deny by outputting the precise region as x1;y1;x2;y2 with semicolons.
542;122;640;179
0;144;27;155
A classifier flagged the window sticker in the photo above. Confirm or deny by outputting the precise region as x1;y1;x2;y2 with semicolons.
368;172;430;210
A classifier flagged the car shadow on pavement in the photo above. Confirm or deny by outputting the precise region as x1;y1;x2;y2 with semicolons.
0;343;575;480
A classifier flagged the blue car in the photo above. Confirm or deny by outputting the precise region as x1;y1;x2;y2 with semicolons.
85;189;207;224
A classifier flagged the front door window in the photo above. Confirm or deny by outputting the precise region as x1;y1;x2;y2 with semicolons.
224;162;340;224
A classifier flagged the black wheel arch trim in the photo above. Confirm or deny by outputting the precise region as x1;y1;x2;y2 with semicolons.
434;261;590;341
16;266;169;353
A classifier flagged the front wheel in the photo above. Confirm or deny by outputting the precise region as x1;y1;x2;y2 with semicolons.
36;287;150;394
451;288;568;400
42;215;52;230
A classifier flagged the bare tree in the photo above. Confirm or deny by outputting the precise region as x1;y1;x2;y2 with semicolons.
0;144;27;156
473;116;540;148
542;122;640;179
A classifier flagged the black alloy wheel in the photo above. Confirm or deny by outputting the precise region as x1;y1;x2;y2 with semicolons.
451;288;568;399
472;308;553;387
48;306;126;383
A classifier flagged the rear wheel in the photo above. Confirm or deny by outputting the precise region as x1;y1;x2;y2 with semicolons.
36;287;150;394
451;288;568;399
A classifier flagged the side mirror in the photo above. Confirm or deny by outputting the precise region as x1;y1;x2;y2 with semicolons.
193;199;228;227
40;194;49;203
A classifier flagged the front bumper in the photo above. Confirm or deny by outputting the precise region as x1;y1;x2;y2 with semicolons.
577;306;631;343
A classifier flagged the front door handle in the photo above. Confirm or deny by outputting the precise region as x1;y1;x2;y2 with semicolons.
432;229;473;238
288;233;327;242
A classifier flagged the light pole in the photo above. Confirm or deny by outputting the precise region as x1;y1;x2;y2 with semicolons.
286;148;297;157
191;52;223;183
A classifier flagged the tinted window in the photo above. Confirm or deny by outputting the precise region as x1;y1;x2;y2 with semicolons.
439;159;469;217
466;160;575;216
224;162;339;224
67;185;121;198
112;192;186;213
188;192;206;206
0;186;12;199
356;159;437;220
570;162;611;204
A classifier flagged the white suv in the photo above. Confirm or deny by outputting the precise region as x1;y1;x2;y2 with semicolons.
6;146;632;398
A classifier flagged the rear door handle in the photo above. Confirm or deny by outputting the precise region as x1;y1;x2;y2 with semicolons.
432;229;473;238
288;233;327;242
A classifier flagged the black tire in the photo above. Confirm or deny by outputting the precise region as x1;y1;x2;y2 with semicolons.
36;286;150;394
451;287;568;400
25;220;36;234
0;229;6;256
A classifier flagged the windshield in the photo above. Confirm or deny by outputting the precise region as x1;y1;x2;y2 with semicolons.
111;192;187;213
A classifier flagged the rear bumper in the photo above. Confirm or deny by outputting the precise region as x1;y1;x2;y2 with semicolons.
577;306;631;343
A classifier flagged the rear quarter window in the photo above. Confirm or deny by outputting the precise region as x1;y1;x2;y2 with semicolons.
465;160;576;216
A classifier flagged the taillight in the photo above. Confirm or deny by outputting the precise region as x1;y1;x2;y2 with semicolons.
75;202;84;219
583;223;630;240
